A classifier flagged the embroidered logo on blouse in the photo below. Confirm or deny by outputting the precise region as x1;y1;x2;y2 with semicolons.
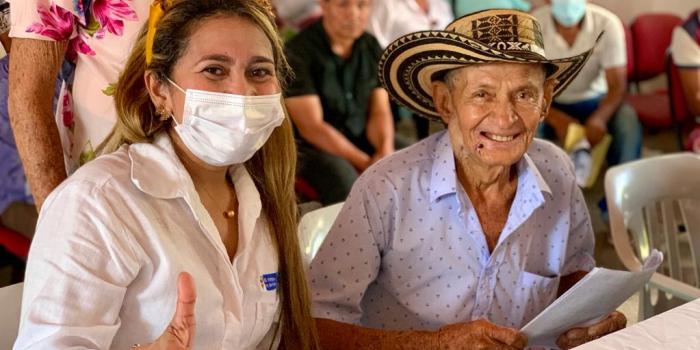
260;272;278;291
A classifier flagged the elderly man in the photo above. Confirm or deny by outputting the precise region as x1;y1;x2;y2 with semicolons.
308;9;626;349
284;0;396;205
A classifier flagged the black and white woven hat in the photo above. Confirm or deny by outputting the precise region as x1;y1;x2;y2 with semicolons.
378;9;599;121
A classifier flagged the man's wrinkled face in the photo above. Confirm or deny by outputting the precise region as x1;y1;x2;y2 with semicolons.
432;62;554;168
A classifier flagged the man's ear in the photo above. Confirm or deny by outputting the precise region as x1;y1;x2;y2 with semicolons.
432;80;455;125
144;71;173;113
541;78;557;120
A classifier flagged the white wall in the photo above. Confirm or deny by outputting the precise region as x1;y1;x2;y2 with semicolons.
530;0;698;24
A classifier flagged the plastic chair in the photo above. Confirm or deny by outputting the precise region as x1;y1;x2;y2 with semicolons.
0;282;23;349
605;153;700;320
626;13;683;130
0;224;30;259
298;202;343;267
0;224;30;283
295;177;320;203
630;13;683;82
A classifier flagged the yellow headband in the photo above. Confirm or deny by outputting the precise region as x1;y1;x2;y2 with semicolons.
145;0;172;65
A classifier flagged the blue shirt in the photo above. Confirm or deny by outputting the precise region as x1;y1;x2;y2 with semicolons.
308;130;595;331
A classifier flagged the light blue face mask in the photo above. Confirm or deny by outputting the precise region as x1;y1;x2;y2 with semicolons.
551;0;586;27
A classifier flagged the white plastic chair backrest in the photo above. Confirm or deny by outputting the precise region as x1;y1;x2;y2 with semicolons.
298;202;344;268
605;153;700;315
0;282;23;349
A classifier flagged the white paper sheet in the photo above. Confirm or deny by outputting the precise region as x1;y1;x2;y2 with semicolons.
521;249;664;348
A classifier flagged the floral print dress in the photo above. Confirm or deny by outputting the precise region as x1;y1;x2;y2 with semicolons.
10;0;151;173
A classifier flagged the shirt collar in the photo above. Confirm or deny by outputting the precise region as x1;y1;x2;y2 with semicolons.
128;133;189;199
128;133;264;261
127;133;262;215
580;6;595;35
428;131;459;203
519;151;553;198
428;132;553;203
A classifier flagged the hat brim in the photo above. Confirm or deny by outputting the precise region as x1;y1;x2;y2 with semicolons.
378;30;598;121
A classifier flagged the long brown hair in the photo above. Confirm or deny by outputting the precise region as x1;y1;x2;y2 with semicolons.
99;1;318;348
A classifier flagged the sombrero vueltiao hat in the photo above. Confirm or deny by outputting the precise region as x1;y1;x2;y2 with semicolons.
378;9;599;121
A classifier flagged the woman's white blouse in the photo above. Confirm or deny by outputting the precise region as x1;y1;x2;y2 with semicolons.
14;134;280;349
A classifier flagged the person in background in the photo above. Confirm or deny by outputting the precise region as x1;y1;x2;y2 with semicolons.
13;0;319;348
8;0;154;210
533;0;641;170
272;0;320;30
308;9;625;350
367;0;453;49
284;0;396;205
670;9;700;152
452;0;531;18
367;0;453;140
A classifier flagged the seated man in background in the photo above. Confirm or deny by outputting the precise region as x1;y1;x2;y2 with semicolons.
308;9;625;350
533;0;641;172
285;0;395;205
670;9;700;152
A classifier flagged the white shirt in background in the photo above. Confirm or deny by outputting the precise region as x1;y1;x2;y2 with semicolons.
533;3;627;104
273;0;320;28
14;134;280;350
670;13;700;67
367;0;454;48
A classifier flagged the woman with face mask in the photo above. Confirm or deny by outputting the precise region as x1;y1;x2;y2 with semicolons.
13;0;319;349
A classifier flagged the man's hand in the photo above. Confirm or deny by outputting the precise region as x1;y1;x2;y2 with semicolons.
585;117;608;147
137;272;197;350
556;311;626;349
437;319;528;350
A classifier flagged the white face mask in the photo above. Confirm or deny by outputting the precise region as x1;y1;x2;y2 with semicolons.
166;78;285;166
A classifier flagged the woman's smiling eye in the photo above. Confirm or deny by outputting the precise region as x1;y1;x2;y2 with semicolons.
202;66;225;76
249;67;273;79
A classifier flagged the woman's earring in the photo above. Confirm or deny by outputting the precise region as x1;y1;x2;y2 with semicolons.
157;107;170;121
